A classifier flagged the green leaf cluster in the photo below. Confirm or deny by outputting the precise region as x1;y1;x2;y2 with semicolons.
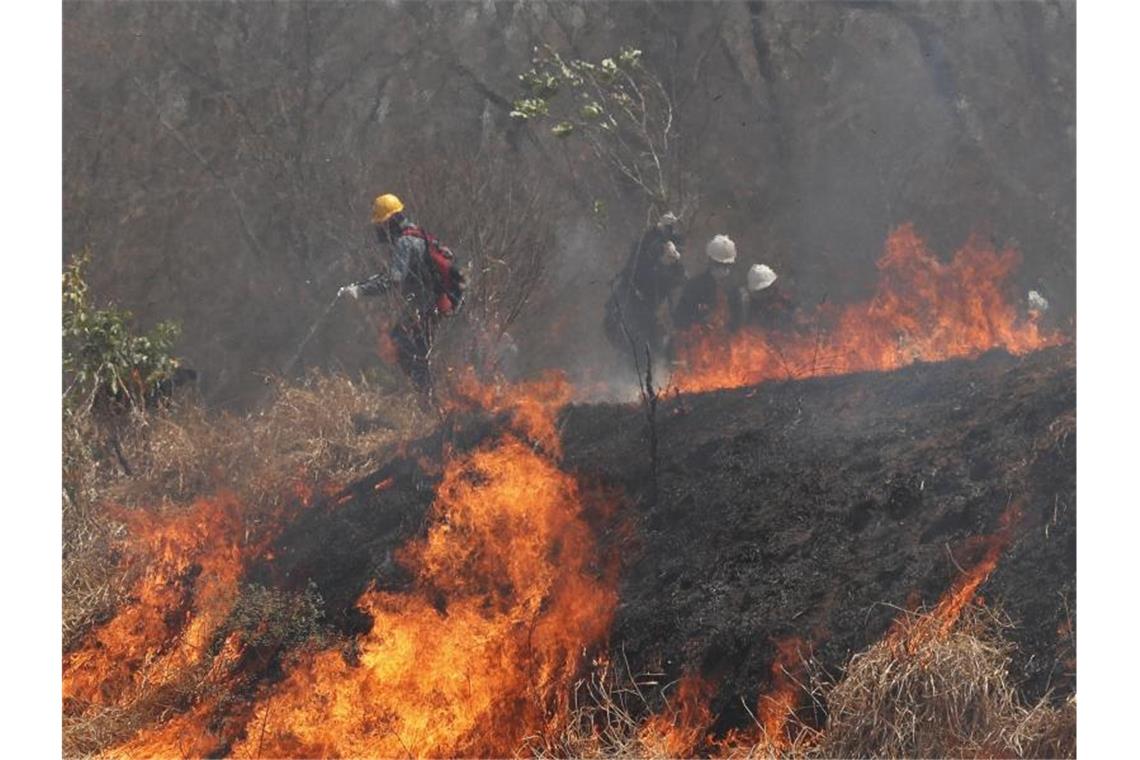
63;249;182;409
510;45;647;137
509;44;683;212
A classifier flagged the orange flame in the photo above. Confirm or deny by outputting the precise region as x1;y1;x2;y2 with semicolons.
634;673;715;756
628;639;812;757
754;637;809;751
228;431;617;757
449;370;573;455
890;499;1024;653
100;634;247;759
83;372;620;757
673;225;1062;393
63;492;251;709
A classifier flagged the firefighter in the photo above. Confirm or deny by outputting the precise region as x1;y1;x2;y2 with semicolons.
738;263;795;331
672;234;741;333
603;211;686;357
339;193;466;395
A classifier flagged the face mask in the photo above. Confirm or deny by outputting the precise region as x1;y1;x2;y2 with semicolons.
711;264;733;281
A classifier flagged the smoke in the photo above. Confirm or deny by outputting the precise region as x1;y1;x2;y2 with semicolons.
63;1;1074;406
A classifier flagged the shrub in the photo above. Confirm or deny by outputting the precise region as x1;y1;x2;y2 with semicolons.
63;248;182;412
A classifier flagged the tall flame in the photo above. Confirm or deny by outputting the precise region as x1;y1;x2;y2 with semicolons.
229;433;617;757
673;225;1062;393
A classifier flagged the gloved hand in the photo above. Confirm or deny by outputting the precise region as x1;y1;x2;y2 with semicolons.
661;240;681;264
338;283;361;299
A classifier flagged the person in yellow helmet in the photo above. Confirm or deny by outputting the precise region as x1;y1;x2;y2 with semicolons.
371;193;404;225
339;193;467;395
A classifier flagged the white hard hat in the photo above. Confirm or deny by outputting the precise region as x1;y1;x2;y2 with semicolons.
1027;290;1049;312
706;234;737;264
658;211;679;228
748;264;778;291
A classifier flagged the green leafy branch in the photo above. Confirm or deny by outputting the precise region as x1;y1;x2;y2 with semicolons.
63;248;182;411
512;45;683;214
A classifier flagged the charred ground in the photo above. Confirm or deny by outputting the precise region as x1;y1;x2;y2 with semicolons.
257;344;1075;730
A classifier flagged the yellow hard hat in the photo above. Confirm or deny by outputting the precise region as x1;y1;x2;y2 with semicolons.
371;193;404;224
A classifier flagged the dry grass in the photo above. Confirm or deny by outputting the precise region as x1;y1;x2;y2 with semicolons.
62;374;434;755
532;661;820;760
532;659;702;759
63;372;432;636
61;487;128;651
64;381;1076;759
534;606;1075;760
816;606;1075;759
95;373;433;509
63;660;216;758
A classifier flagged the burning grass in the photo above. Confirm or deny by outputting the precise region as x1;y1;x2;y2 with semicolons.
62;374;433;756
533;664;715;759
63;374;432;636
672;224;1064;393
540;606;1073;760
817;606;1075;760
538;492;1069;760
227;434;618;757
61;234;1075;757
63;371;625;758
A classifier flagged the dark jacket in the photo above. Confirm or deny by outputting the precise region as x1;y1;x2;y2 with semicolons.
360;216;440;312
673;269;744;332
619;225;686;309
740;283;796;331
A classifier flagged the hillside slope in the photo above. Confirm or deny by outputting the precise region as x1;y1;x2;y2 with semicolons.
260;344;1074;728
561;344;1075;718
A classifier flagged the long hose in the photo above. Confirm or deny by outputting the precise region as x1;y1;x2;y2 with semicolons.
281;292;342;377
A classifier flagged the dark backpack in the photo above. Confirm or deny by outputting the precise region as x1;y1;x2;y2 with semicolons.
400;225;468;315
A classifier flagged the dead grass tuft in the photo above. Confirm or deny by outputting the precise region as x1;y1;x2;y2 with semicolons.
533;660;703;759
535;606;1074;760
816;605;1075;759
98;373;432;509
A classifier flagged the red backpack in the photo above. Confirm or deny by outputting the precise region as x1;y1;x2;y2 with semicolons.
400;225;467;315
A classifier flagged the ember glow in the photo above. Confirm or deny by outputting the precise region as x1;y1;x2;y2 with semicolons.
672;225;1063;393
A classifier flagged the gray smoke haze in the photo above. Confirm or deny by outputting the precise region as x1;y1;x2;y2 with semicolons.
63;1;1074;407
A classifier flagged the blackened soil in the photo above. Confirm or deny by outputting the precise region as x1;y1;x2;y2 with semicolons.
559;345;1075;717
257;346;1075;726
